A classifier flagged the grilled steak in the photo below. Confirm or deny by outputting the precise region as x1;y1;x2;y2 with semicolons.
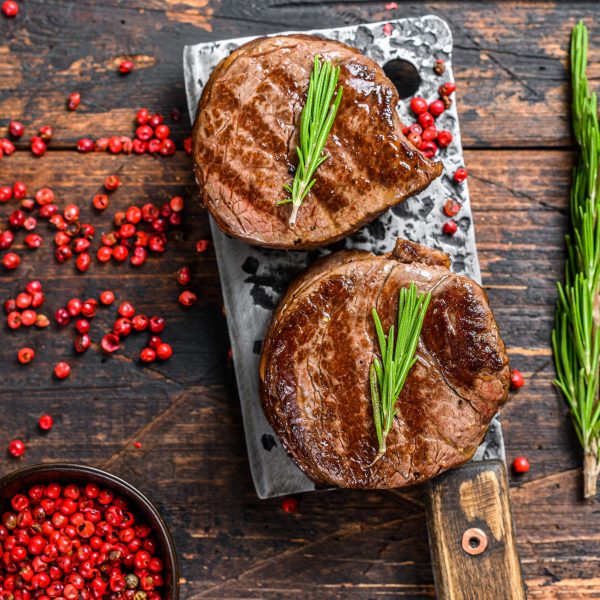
192;35;442;249
259;239;510;488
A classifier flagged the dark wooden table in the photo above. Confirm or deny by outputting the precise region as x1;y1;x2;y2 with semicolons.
2;1;599;598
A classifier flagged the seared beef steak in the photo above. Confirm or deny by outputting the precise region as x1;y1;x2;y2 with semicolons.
192;35;442;249
259;239;509;488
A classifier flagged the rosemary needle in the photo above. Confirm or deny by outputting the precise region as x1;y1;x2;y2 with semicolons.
369;283;431;465
278;54;343;226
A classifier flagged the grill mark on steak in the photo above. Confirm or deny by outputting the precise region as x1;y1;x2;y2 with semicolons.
238;69;297;159
193;35;443;249
260;239;510;488
306;279;350;438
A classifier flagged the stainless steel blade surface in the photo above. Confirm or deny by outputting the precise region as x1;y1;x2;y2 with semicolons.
183;16;504;499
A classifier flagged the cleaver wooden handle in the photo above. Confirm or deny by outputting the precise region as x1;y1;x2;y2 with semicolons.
424;460;526;600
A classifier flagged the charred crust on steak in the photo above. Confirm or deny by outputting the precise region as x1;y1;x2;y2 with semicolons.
259;239;510;489
192;35;443;249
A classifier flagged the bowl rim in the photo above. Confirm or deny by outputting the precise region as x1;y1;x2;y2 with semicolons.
0;462;180;599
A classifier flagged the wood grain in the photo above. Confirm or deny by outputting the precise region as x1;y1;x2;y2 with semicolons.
2;2;598;149
1;2;598;598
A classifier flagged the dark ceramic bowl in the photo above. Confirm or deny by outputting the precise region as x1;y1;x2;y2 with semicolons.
0;463;179;599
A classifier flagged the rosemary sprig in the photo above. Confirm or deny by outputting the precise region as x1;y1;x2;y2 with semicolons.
278;55;343;226
552;21;600;498
369;283;431;465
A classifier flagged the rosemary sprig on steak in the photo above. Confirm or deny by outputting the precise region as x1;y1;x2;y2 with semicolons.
369;283;431;465
552;21;600;498
278;54;343;226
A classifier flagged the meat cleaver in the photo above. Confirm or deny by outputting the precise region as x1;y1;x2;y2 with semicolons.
184;15;526;599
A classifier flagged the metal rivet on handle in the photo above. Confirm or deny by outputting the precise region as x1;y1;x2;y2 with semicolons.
462;528;488;555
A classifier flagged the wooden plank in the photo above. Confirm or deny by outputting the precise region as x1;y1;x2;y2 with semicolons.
1;0;598;596
0;145;594;596
1;2;594;148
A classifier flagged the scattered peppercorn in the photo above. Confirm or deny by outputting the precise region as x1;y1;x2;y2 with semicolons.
437;130;453;148
118;301;135;318
196;239;209;253
39;125;53;141
0;138;15;156
21;309;36;327
8;120;24;138
67;91;81;110
75;252;91;272
433;59;446;76
2;252;20;270
132;314;148;331
149;316;165;334
101;333;120;354
53;362;71;380
30;137;46;157
442;220;458;236
443;199;461;217
177;266;191;286
114;317;132;338
429;100;445;118
512;456;530;474
104;175;121;191
38;414;54;431
112;244;129;262
7;312;21;329
13;181;27;198
156;342;173;360
92;193;109;211
100;290;116;305
282;497;298;513
35;314;50;328
409;96;428;115
81;299;98;318
178;290;197;307
149;336;161;350
417;112;434;129
453;167;468;183
77;137;95;152
510;369;525;390
108;136;122;154
27;281;44;295
97;245;112;262
0;186;13;202
1;0;18;17
140;347;156;363
17;347;35;364
7;439;25;457
119;59;134;74
169;196;184;213
439;81;456;97
419;140;437;159
407;132;421;148
75;333;91;352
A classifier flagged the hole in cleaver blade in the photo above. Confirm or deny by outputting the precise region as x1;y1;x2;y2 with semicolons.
383;58;421;99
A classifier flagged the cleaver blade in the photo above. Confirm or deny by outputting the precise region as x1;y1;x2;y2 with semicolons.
183;16;505;500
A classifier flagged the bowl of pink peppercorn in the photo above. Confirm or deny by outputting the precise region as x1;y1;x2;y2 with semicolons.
0;463;179;600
